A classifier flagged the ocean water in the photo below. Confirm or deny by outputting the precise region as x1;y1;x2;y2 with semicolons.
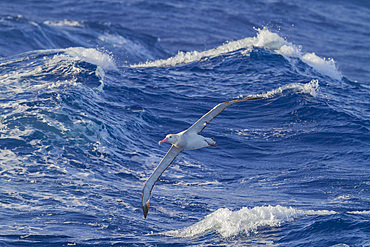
0;0;369;246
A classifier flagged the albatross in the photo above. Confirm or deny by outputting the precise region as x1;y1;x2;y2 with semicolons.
142;96;264;218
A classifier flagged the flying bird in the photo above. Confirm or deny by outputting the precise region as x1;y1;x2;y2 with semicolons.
142;96;264;218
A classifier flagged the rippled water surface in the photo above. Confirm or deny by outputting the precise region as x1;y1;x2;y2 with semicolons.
0;0;369;246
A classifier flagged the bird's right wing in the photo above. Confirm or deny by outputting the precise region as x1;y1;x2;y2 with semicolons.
186;96;264;134
142;145;184;219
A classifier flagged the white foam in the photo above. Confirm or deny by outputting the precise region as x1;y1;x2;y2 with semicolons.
174;180;221;186
301;209;337;216
0;47;116;96
65;47;116;71
162;205;294;238
161;205;302;238
301;53;341;80
253;28;289;50
131;28;341;80
161;205;338;238
276;44;302;57
131;27;291;68
347;210;370;215
0;149;24;166
44;19;82;27
255;29;341;80
264;79;319;98
239;79;319;100
130;36;255;68
232;127;295;140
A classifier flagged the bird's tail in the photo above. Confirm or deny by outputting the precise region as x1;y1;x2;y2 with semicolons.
208;137;218;148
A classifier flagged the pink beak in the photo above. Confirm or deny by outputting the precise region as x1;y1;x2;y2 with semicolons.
158;137;168;145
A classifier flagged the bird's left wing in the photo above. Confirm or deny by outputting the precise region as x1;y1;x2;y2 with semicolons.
187;96;264;134
142;145;184;219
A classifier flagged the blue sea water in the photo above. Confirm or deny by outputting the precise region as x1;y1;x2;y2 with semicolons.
0;0;369;246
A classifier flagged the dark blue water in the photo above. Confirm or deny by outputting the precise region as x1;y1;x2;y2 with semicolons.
0;1;369;246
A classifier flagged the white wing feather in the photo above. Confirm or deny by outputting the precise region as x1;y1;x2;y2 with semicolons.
142;145;183;218
187;96;263;134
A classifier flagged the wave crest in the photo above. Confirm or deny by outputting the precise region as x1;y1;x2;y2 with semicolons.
131;28;341;80
160;205;338;238
161;205;298;238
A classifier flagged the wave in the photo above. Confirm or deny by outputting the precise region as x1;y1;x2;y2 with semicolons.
160;205;337;238
0;47;116;72
239;79;319;99
131;28;341;80
160;204;370;239
0;47;117;169
260;79;319;98
63;47;116;71
0;47;116;94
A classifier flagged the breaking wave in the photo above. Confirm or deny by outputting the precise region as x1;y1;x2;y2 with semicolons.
131;28;342;80
160;205;369;239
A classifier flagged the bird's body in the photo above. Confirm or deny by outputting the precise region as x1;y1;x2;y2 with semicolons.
167;131;217;150
142;96;264;218
181;133;217;150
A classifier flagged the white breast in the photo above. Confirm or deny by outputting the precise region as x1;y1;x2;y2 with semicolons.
176;132;210;150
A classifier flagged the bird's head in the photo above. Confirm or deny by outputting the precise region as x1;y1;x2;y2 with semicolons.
158;134;177;145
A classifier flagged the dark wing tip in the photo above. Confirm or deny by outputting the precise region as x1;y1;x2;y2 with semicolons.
142;201;149;219
250;96;264;100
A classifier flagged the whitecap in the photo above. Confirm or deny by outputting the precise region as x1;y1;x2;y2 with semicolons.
238;79;319;99
301;209;337;215
65;47;116;71
347;210;370;215
0;47;116;95
130;35;254;68
253;28;289;50
44;19;83;27
254;29;341;80
161;205;299;238
160;205;337;238
131;28;342;80
160;205;338;238
301;53;342;80
262;79;319;98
